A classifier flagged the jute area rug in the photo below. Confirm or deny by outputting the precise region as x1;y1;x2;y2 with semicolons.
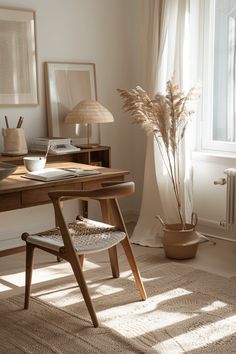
1;253;236;353
0;296;150;354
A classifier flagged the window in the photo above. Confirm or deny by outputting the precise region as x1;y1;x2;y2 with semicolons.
201;0;236;153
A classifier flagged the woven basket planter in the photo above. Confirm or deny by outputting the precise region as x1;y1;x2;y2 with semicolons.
162;222;201;260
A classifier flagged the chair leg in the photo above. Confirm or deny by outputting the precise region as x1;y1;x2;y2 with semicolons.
70;254;99;327
121;237;147;301
108;246;120;278
24;243;35;309
79;255;84;268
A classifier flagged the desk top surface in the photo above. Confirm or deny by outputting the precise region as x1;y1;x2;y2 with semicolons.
0;162;129;194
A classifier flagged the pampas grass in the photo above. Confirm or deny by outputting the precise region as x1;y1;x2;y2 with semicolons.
118;79;199;227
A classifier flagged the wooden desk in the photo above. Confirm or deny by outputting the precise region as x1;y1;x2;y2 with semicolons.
0;162;129;256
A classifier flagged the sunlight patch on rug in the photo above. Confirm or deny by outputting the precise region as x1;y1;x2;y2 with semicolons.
201;300;227;312
0;282;12;292
41;283;125;307
1;271;26;287
102;309;196;338
89;283;125;296
0;258;101;289
154;314;236;352
1;267;71;287
98;287;194;332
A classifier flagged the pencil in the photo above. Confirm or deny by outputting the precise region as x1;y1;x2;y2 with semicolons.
5;116;9;128
19;116;24;128
16;116;21;128
17;116;24;128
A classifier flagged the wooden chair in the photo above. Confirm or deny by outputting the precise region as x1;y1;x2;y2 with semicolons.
21;181;147;327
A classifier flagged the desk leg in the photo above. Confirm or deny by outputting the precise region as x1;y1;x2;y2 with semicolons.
56;201;64;263
78;200;88;268
82;200;88;218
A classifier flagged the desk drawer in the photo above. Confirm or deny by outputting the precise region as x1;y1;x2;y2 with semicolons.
0;192;21;212
21;182;82;207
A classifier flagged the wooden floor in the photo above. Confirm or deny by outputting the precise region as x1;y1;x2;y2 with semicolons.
1;227;236;300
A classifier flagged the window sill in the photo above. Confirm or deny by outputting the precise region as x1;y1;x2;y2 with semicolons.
192;150;236;163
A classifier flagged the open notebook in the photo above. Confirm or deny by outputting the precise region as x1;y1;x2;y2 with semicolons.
22;168;101;182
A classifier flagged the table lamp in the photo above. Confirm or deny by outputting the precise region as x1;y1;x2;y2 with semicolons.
65;100;114;148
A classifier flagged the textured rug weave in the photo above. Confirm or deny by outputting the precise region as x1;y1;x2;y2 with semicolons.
2;254;236;353
0;295;153;354
34;254;236;353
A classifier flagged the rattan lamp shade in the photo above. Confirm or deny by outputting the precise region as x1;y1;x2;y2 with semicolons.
65;100;114;124
65;100;114;148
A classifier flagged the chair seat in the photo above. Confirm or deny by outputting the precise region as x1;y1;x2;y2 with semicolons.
24;216;126;255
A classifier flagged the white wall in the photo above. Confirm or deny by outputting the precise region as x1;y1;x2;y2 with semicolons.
119;0;147;218
0;0;146;247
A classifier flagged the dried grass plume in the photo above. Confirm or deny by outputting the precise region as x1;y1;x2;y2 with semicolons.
118;79;200;227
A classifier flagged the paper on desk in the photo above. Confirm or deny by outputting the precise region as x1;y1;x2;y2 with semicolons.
22;168;100;182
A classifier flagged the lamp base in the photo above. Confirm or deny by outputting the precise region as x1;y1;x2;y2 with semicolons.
77;143;100;149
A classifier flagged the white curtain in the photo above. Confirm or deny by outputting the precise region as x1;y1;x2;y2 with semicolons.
131;0;199;247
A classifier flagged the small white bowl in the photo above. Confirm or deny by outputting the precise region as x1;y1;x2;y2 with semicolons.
23;156;46;172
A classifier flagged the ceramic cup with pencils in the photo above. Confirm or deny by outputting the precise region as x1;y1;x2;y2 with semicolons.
2;116;28;156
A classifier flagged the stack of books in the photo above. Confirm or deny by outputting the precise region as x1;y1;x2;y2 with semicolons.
30;137;80;154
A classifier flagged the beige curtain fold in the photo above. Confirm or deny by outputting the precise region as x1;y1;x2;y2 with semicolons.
131;0;198;247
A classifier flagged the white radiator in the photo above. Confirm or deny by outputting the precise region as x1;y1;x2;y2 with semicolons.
224;168;236;232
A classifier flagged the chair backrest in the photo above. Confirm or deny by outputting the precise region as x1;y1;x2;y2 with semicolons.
48;181;135;253
48;181;135;201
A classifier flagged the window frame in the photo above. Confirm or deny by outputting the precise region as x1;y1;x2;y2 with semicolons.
200;0;236;154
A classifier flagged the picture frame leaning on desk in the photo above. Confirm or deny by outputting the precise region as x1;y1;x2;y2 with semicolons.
44;62;100;146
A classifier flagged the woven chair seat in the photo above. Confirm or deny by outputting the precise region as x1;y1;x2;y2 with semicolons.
24;216;126;255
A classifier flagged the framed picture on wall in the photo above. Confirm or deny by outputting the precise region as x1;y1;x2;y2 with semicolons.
0;8;38;105
45;62;100;145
